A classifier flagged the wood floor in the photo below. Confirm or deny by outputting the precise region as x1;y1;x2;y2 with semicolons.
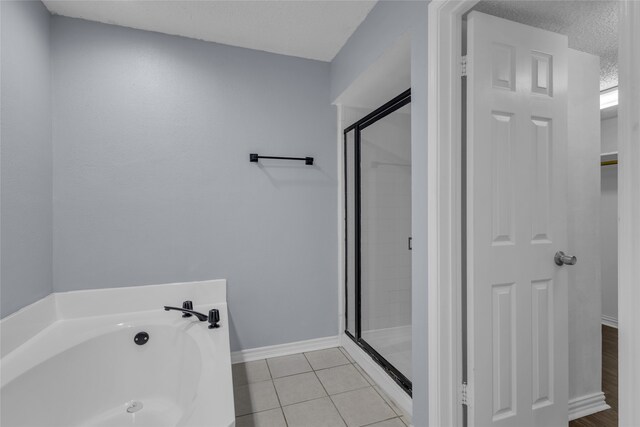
569;325;618;427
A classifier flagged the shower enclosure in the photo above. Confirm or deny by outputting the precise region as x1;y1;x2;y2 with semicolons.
344;90;412;394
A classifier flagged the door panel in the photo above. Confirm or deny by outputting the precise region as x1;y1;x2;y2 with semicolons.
466;11;569;427
343;90;413;394
360;103;412;382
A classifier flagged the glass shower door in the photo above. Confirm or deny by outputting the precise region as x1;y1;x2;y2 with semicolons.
343;90;412;393
359;102;412;384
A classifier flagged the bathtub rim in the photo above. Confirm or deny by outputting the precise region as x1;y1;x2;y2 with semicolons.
0;305;227;387
0;279;227;358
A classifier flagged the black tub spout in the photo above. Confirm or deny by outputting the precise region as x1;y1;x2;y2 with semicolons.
164;306;208;321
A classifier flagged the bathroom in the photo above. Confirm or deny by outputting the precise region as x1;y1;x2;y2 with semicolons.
1;1;639;427
1;1;425;426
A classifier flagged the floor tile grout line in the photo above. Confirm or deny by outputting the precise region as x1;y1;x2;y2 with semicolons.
339;347;358;366
279;406;289;427
303;351;329;398
236;348;349;380
279;394;334;409
313;362;369;386
271;353;335;411
232;362;286;424
314;362;372;396
235;368;365;409
371;386;406;419
235;407;289;426
360;416;404;427
352;363;376;386
304;354;378;427
264;358;274;380
233;377;281;417
235;349;377;425
325;384;378;399
266;368;314;380
274;380;371;410
279;395;351;427
274;371;330;407
264;360;289;427
327;394;350;427
304;347;352;372
330;386;399;426
266;352;314;380
312;360;353;373
330;383;372;396
233;378;274;389
232;359;271;388
304;351;349;427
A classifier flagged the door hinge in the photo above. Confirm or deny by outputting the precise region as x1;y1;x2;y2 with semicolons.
460;382;470;406
461;56;468;77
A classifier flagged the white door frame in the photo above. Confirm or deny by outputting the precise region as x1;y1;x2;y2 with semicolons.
426;1;640;426
616;2;640;426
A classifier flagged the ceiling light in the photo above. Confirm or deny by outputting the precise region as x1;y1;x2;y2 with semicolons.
600;87;618;110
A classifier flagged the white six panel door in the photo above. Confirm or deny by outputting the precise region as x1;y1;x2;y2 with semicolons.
466;11;569;427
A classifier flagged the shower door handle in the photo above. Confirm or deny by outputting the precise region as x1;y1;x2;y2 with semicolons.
408;237;412;250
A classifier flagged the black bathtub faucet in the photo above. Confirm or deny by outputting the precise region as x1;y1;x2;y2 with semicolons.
164;301;208;321
164;301;221;329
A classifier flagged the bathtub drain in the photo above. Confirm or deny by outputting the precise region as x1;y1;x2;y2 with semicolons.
126;401;143;414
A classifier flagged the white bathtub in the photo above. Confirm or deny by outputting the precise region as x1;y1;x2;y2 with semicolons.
0;280;235;427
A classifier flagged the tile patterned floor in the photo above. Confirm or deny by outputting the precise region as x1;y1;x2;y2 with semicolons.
233;347;412;427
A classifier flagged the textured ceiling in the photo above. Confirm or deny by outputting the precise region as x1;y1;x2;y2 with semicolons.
42;0;377;62
472;0;618;90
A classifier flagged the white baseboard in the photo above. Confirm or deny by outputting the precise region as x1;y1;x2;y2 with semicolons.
602;314;618;328
340;334;412;422
231;335;340;364
568;391;611;421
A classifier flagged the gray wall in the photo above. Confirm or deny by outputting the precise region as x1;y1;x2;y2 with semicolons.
1;0;53;318
51;17;338;351
330;2;429;425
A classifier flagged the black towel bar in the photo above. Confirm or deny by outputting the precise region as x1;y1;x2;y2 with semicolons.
249;153;314;166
